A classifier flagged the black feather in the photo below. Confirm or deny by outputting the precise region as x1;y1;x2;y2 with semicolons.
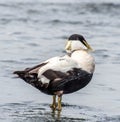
48;68;93;94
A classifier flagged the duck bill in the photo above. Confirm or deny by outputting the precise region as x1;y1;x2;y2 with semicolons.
83;40;94;51
65;41;72;52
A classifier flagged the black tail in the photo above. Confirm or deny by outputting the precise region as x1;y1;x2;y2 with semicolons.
13;70;43;90
13;70;38;83
13;63;47;82
14;70;28;81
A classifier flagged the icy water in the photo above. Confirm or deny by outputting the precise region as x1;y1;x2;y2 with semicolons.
0;0;120;121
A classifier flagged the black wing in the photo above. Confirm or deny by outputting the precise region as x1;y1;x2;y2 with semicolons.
48;68;93;94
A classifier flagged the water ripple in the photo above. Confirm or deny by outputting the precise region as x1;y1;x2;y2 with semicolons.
0;102;120;122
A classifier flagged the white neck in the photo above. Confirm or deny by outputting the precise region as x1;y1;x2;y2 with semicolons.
71;50;95;73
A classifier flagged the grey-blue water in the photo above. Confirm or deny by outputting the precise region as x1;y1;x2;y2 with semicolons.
0;0;120;121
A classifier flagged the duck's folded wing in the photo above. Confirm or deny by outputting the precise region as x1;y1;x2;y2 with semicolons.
48;68;93;93
37;55;78;84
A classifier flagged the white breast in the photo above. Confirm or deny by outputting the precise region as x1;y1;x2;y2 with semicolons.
71;50;95;73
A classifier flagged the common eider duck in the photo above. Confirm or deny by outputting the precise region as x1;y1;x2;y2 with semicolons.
14;34;95;111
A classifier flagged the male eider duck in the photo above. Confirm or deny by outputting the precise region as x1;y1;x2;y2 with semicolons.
14;34;95;111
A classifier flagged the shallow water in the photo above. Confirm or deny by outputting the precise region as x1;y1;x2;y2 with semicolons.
0;0;120;121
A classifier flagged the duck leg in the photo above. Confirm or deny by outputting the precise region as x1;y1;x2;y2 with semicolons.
50;95;57;110
57;96;62;111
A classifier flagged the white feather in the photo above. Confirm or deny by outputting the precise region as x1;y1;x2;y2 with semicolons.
38;55;78;84
71;50;95;73
71;40;86;51
38;50;95;84
39;75;50;84
38;55;78;76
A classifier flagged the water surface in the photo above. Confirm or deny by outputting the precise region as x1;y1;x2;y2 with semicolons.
0;0;120;121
